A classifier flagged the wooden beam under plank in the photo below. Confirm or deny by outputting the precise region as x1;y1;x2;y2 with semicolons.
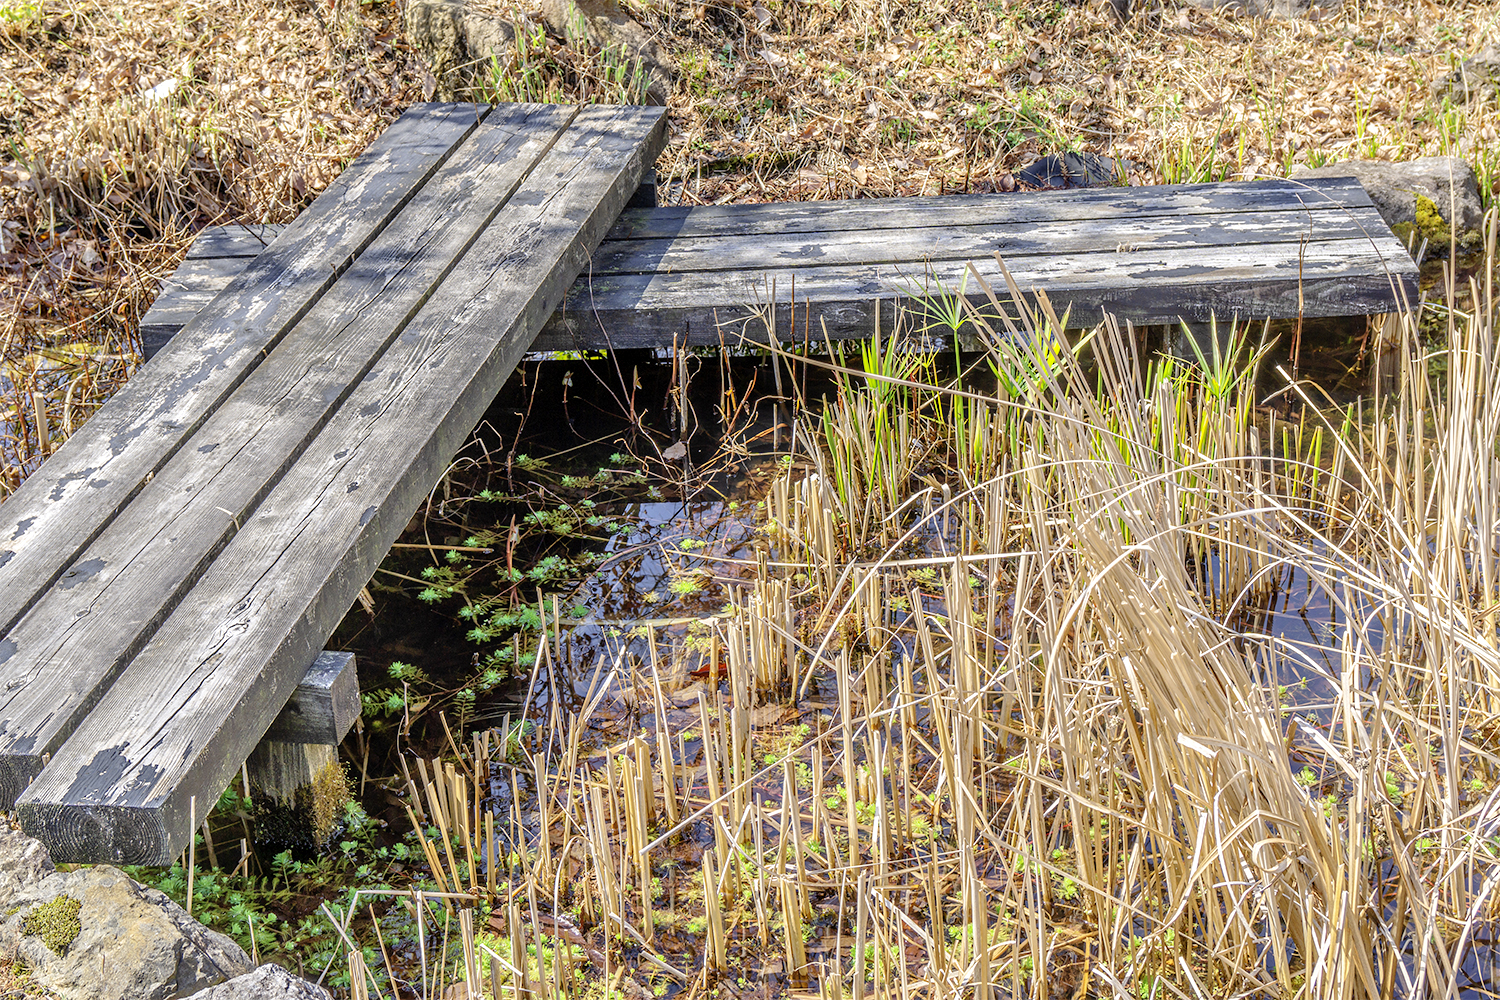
265;650;360;747
0;104;486;641
16;104;669;865
0;103;580;808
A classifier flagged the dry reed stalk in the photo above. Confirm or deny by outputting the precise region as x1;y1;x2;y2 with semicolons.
701;849;727;972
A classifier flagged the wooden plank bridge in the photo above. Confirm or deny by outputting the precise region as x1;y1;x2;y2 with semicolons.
144;174;1419;353
0;102;667;863
1;99;1416;865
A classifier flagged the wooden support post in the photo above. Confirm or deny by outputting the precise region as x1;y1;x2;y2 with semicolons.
246;651;360;855
627;169;658;209
1165;319;1220;365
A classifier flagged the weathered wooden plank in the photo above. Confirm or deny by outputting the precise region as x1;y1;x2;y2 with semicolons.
140;188;1405;355
245;742;347;850
588;205;1394;276
162;176;1375;260
603;176;1375;241
16;104;669;865
0;103;577;809
0;103;487;642
264;651;360;746
176;170;660;262
627;169;658;209
540;236;1418;348
184;224;282;259
138;258;243;359
141;173;667;354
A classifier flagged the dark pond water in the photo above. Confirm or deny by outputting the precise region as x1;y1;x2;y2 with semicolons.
311;296;1500;997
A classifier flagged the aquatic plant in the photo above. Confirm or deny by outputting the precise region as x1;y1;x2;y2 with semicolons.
365;217;1500;1000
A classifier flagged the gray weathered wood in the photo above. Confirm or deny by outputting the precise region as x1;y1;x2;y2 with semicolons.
0;103;577;809
139;258;247;359
247;650;358;852
166;204;1359;354
601;175;1376;240
140;177;1414;358
140;175;666;357
15;103;669;865
183;224;281;259
585;205;1392;276
169;175;1377;254
0;104;487;642
627;169;658;209
245;742;348;851
265;651;360;746
541;236;1418;347
173;173;660;263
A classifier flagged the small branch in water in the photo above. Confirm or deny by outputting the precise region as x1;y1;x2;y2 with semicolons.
389;543;494;553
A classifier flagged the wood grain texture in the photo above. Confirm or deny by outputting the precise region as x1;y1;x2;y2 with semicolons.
160;176;1377;258
0;103;576;809
540;235;1418;347
602;176;1375;240
585;205;1394;276
184;224;281;259
16;104;669;865
0;104;487;642
142;177;1413;357
264;651;360;746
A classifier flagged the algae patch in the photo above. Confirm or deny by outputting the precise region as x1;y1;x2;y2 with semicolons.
23;896;81;955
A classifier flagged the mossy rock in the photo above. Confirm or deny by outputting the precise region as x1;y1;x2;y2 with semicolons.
21;896;80;956
1390;192;1482;251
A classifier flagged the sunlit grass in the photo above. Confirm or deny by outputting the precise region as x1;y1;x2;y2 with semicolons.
347;213;1500;999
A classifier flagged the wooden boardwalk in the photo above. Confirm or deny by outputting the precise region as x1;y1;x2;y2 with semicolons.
144;176;1419;352
0;101;667;863
2;99;1416;864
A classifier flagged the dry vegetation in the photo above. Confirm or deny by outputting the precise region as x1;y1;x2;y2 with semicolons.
1;0;1498;492
5;0;1500;997
353;234;1500;999
0;0;424;494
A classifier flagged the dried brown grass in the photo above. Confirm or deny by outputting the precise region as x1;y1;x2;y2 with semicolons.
0;960;59;1000
623;0;1500;202
363;226;1500;997
1;0;1496;486
0;0;423;495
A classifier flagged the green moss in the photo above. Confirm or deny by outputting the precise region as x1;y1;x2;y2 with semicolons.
1414;193;1453;245
1391;192;1481;250
23;896;81;956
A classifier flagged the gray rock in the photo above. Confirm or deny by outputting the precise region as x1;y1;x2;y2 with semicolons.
1433;45;1500;104
0;824;54;909
0;865;252;1000
540;0;675;103
1292;156;1484;248
1185;0;1340;18
405;0;519;100
1013;153;1126;190
193;963;332;1000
